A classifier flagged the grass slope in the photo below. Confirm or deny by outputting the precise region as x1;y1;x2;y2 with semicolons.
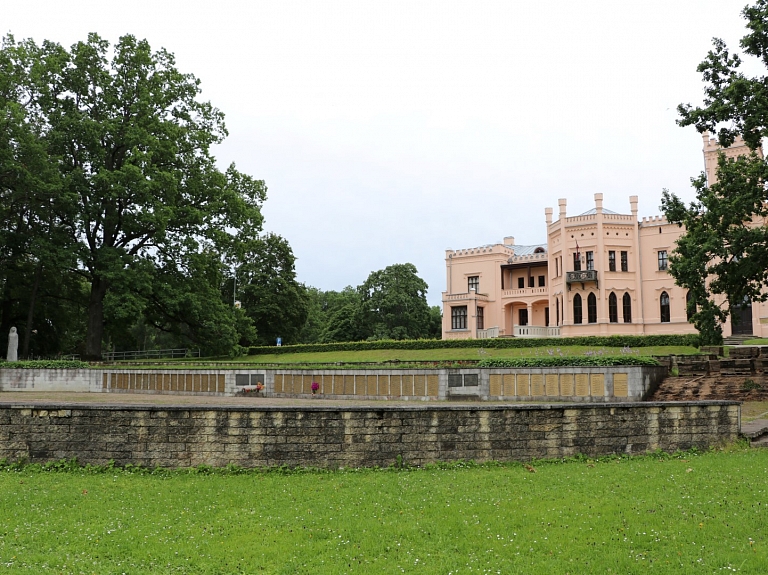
1;448;766;573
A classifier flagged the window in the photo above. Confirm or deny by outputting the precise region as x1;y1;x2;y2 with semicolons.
476;306;484;329
573;252;581;271
573;294;582;324
538;275;545;287
608;251;616;272
658;250;668;271
518;277;525;289
468;276;479;292
660;292;670;322
545;307;550;327
587;293;597;323
555;258;559;276
586;251;594;271
518;308;528;326
608;292;618;323
556;298;560;326
686;291;695;321
621;251;628;272
451;306;467;329
528;275;534;288
623;292;632;323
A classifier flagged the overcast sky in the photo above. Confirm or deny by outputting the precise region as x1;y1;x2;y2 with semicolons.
4;1;757;306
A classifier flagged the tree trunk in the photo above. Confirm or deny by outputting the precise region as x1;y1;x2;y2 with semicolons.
84;277;108;360
22;264;42;358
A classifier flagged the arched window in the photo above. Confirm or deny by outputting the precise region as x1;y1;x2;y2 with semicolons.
573;294;582;324
623;293;632;323
608;292;618;323
660;291;671;323
587;293;597;323
556;298;560;326
686;291;695;321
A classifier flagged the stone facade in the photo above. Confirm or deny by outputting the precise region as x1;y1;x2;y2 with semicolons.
0;402;740;468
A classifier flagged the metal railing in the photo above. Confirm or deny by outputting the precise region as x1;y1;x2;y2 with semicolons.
102;348;200;361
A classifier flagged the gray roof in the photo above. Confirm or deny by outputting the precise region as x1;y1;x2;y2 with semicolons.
578;207;621;216
504;243;547;255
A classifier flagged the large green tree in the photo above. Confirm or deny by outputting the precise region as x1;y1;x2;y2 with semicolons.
358;263;432;340
661;0;768;344
1;33;265;358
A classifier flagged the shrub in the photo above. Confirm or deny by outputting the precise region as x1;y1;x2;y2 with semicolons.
248;334;699;356
0;360;90;369
477;356;661;368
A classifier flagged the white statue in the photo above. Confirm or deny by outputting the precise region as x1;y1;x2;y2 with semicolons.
6;327;18;362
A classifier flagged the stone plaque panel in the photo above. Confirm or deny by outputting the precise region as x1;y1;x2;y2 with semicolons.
590;373;605;397
379;375;391;396
401;375;414;396
427;375;439;397
531;374;544;396
390;375;402;396
516;374;530;396
575;373;589;396
560;374;574;396
414;375;426;396
613;373;628;397
503;374;515;396
546;374;559;396
344;375;355;395
489;374;502;396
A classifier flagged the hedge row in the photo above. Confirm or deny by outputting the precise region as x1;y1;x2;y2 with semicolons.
0;360;90;369
248;334;700;356
477;356;661;368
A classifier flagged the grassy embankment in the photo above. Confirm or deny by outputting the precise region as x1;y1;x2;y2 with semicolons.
116;345;700;369
0;447;766;573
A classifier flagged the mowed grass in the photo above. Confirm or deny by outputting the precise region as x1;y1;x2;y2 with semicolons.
235;345;699;365
1;448;767;574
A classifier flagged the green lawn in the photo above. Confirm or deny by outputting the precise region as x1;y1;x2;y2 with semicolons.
1;448;766;573
128;345;699;368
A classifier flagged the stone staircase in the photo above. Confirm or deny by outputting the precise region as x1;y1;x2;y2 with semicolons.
723;334;755;346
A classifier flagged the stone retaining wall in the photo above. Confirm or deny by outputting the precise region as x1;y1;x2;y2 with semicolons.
0;401;739;468
0;366;668;402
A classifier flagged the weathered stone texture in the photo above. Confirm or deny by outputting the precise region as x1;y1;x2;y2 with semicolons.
0;402;740;469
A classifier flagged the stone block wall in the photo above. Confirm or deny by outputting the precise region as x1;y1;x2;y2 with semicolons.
0;402;740;468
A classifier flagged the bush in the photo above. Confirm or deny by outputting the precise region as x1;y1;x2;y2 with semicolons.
0;360;90;369
248;334;699;356
477;356;661;368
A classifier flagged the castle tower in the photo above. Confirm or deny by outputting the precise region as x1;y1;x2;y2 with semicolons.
702;132;764;186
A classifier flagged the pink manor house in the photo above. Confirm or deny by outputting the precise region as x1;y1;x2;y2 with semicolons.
441;134;768;340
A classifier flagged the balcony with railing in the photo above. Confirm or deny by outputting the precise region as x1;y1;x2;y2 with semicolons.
513;325;561;338
565;269;598;289
501;286;548;299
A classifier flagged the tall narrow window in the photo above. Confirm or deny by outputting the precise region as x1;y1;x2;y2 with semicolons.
556;298;560;326
586;251;594;271
608;292;618;323
518;277;525;289
660;291;670;322
451;306;467;329
587;293;597;323
545;307;549;327
528;275;534;288
573;252;581;271
573;294;583;324
476;306;484;329
621;251;628;272
519;308;528;326
608;251;616;272
686;291;696;321
468;276;479;292
555;258;559;276
623;293;632;323
658;251;668;271
538;275;545;287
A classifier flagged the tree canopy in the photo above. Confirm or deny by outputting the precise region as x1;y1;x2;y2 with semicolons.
661;0;768;344
0;33;290;358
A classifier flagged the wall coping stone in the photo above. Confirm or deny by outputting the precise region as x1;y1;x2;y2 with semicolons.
0;400;741;413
